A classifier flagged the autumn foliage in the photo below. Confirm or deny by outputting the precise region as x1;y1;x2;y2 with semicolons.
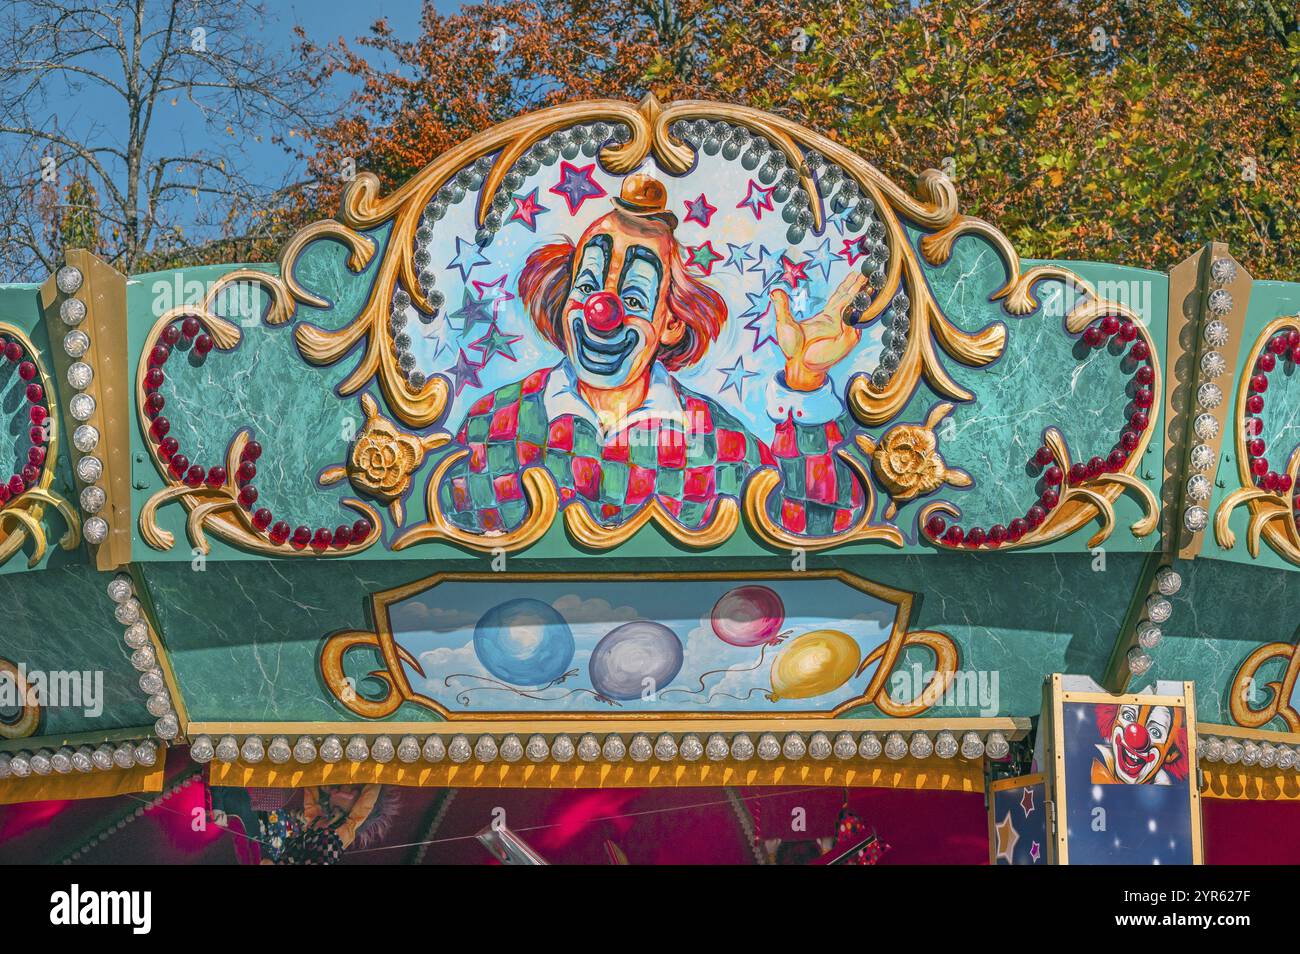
279;0;1300;279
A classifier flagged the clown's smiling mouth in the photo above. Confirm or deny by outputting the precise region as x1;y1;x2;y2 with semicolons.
572;317;640;376
1115;741;1154;777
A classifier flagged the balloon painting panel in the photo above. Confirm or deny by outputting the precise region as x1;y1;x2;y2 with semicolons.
384;578;904;714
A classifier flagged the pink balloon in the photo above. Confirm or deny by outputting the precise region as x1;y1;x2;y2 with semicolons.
711;585;785;647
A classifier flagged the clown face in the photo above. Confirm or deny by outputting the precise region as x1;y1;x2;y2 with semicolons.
1109;704;1175;784
560;211;685;390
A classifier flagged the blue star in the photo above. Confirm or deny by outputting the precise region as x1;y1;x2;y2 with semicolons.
448;289;496;340
447;237;489;280
723;242;755;275
744;301;780;352
748;245;786;288
442;348;483;396
738;290;771;322
828;205;854;235
805;237;840;281
717;356;759;398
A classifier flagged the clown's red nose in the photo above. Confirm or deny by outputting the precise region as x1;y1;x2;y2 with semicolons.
583;291;624;333
1123;722;1149;751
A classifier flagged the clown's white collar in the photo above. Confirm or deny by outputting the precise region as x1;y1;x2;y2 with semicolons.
542;359;686;438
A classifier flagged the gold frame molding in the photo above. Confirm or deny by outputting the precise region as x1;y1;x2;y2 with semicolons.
1214;314;1300;566
318;568;959;722
0;321;79;568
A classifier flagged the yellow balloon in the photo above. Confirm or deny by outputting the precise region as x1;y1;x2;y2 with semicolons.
769;629;861;701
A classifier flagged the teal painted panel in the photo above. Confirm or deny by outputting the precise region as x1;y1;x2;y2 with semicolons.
0;563;153;737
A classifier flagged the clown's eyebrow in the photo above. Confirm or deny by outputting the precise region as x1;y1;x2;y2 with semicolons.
576;234;613;284
620;244;663;285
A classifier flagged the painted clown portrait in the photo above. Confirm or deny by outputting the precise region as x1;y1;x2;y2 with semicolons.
435;172;876;538
1090;702;1189;786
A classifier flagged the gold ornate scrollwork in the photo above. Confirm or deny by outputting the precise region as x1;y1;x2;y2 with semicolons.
918;426;1159;552
0;323;80;569
1228;642;1300;732
865;629;960;718
389;451;558;553
743;449;906;551
857;402;971;519
319;629;423;719
0;657;40;738
139;428;382;557
1214;316;1300;565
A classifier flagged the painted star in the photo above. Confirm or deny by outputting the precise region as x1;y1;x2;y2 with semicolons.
1020;786;1036;817
737;179;777;220
549;161;606;215
449;290;497;340
806;237;840;281
685;241;723;275
1029;840;1041;863
508;188;547;231
471;274;515;316
748;244;786;288
717;356;759;398
469;320;522;365
723;242;755;275
840;235;867;267
442;348;483;396
779;255;810;289
744;301;780;353
447;236;490;280
683;193;717;227
994;811;1019;864
828;204;854;235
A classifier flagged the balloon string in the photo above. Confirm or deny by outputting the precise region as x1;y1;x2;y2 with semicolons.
443;671;615;707
658;643;773;701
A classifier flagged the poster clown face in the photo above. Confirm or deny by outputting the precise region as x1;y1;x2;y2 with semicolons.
1090;702;1188;785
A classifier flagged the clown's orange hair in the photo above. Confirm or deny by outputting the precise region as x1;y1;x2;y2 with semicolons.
518;238;727;372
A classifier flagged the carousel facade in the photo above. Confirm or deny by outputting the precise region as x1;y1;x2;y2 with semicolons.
1;95;1298;865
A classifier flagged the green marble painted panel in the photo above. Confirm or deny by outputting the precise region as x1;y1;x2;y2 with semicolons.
1146;558;1300;726
145;551;1138;723
0;564;153;736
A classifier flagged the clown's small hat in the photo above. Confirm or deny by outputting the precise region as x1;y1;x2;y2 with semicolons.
613;173;679;228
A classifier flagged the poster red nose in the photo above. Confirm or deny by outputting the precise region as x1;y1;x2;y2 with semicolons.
583;291;623;333
1123;721;1149;751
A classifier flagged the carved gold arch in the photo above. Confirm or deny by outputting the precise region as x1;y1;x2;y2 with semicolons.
135;94;1160;556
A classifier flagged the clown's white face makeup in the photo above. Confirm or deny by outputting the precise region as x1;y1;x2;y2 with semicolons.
1110;704;1173;784
560;212;681;391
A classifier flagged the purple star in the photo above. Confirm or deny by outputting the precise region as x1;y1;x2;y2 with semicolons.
683;193;717;227
549;161;606;215
442;348;483;396
1029;840;1041;863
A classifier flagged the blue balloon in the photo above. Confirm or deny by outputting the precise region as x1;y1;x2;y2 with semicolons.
473;598;574;686
589;620;683;701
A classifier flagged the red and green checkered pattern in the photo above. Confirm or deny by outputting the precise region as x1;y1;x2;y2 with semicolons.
439;366;866;538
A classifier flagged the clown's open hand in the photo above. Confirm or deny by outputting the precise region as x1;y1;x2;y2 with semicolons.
771;271;868;392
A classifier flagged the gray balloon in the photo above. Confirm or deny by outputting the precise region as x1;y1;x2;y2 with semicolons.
588;620;684;701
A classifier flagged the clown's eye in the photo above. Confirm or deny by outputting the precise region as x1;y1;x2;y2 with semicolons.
1149;726;1166;741
576;280;597;295
622;293;645;311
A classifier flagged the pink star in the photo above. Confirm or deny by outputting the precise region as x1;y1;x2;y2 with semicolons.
683;193;717;227
737;180;776;220
780;255;809;288
471;274;515;317
840;236;867;267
